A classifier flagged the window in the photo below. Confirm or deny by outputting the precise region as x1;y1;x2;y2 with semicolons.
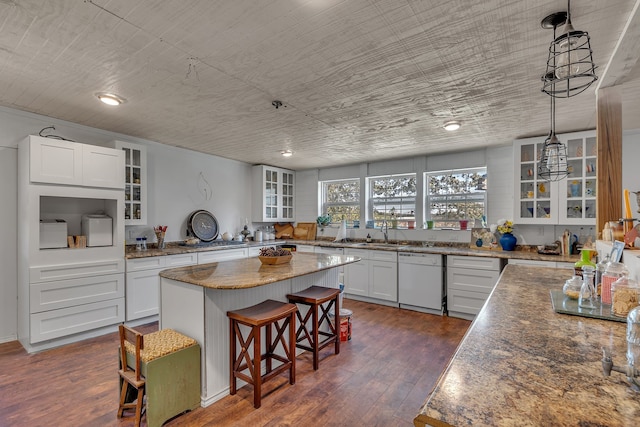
368;174;416;228
320;179;360;224
425;168;486;228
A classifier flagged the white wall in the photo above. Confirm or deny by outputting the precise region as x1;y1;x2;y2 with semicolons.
296;133;640;247
0;106;253;343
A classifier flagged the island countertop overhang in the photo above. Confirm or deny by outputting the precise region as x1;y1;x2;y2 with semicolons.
414;264;640;427
158;252;360;289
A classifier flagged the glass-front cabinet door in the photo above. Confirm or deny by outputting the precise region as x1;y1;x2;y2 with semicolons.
252;165;295;222
513;130;595;226
112;141;147;225
514;138;559;224
558;134;597;224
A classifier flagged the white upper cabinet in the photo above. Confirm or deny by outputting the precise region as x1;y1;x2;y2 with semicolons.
82;144;126;189
252;165;295;222
513;130;596;225
111;141;147;225
28;135;124;189
29;137;82;185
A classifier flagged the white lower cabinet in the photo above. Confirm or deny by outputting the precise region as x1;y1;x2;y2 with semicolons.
447;255;502;320
344;249;398;304
197;248;248;264
295;244;315;253
125;253;197;321
507;258;575;271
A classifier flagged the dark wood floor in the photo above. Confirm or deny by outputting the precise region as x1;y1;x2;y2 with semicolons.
0;300;469;427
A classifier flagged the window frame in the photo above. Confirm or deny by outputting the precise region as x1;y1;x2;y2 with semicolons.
367;173;417;229
319;178;361;225
424;167;487;228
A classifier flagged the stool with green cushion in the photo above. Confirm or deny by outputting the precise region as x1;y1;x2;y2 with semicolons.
118;325;201;427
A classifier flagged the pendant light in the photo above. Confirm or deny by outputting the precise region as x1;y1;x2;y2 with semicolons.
541;0;597;98
538;12;569;181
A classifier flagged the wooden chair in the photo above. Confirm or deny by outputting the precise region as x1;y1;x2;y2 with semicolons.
117;325;201;427
117;324;145;427
227;299;298;408
287;286;340;370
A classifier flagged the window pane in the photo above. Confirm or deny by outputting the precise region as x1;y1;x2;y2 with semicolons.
369;174;416;228
425;168;486;224
321;179;360;224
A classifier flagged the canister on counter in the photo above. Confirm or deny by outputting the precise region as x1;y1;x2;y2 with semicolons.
601;261;629;305
611;277;640;317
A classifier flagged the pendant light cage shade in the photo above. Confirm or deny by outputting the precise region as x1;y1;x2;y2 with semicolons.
538;134;569;181
541;2;597;97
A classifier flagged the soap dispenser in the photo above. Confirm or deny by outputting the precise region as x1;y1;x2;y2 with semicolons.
366;233;372;243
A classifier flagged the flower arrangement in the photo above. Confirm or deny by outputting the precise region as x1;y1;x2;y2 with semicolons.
491;219;514;234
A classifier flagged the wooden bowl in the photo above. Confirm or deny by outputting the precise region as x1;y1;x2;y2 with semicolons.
258;254;292;265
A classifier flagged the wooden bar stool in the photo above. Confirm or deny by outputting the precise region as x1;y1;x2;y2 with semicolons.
227;299;298;408
287;286;340;370
118;325;201;427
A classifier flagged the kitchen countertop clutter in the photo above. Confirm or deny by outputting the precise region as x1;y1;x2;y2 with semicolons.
125;238;580;263
414;264;640;427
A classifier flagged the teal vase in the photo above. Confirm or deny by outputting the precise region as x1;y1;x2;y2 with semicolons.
500;233;517;251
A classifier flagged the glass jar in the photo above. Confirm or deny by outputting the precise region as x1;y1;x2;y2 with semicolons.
563;276;582;300
578;266;596;309
611;277;640;317
601;261;629;305
595;253;610;297
627;306;640;373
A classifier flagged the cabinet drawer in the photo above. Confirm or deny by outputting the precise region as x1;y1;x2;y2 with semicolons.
507;259;556;268
295;245;315;253
30;297;125;343
447;255;501;271
197;248;248;264
126;256;166;272
30;273;124;313
30;259;124;283
369;250;397;262
165;253;198;267
447;268;500;293
447;288;489;316
345;248;369;259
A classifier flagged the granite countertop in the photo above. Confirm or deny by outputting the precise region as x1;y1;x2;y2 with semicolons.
158;252;359;289
127;239;580;264
414;264;640;427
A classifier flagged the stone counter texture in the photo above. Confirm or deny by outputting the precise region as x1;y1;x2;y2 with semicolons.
159;252;359;289
127;239;579;264
414;264;639;427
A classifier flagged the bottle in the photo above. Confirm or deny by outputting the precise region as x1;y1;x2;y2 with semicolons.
595;253;610;298
627;306;640;374
141;237;147;250
366;233;372;243
574;248;596;278
135;237;142;251
578;266;596;309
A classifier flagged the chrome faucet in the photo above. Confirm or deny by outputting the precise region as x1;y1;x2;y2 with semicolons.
382;220;389;243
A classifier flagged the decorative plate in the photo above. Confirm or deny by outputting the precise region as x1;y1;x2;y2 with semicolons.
188;210;219;242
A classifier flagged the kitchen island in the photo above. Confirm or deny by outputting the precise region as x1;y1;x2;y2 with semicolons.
159;252;359;407
414;264;639;427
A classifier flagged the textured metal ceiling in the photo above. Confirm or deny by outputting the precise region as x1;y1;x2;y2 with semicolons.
0;0;638;170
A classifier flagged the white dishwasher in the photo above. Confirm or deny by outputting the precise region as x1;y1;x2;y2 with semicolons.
398;252;444;315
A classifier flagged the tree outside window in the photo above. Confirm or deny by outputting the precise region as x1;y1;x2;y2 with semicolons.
369;174;416;228
320;179;360;224
425;168;486;228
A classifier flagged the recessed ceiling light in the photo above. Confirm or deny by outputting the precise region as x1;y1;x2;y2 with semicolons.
96;92;126;106
443;121;461;131
281;150;293;157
